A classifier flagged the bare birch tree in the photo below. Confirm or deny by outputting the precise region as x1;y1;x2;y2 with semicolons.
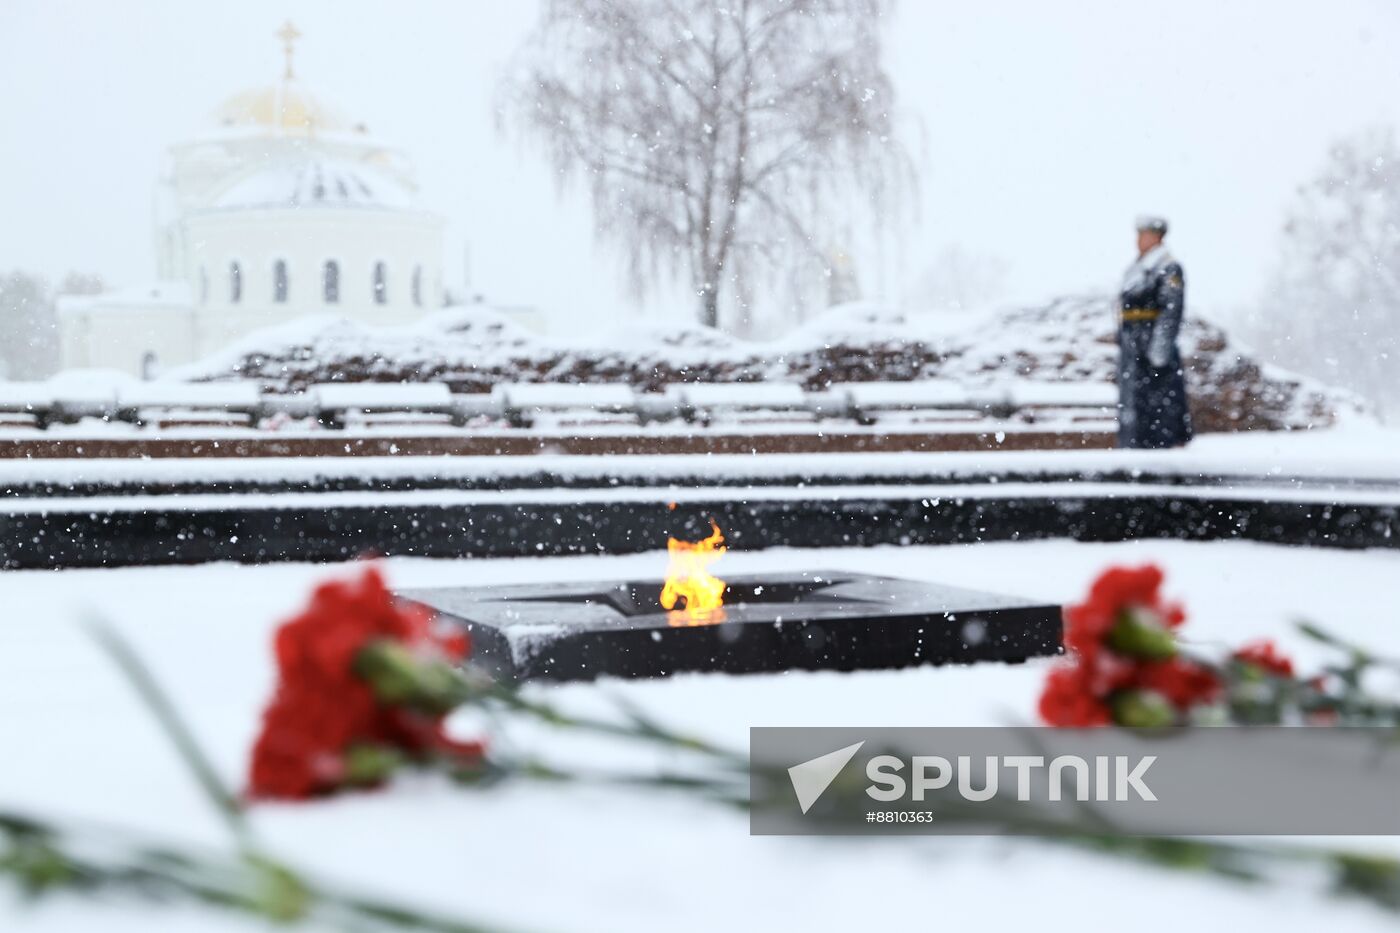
501;0;912;330
1250;127;1400;419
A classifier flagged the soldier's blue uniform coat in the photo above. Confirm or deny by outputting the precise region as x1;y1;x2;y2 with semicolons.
1117;246;1193;448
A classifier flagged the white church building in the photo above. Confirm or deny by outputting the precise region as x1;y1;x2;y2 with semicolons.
59;24;451;377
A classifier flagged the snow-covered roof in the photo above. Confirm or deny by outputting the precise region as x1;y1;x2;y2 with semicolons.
210;158;415;211
0;369;136;407
56;282;192;316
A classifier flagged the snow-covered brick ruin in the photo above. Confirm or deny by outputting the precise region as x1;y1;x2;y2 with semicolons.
177;297;1360;434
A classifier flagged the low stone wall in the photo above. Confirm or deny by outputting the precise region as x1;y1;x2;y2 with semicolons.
3;479;1395;570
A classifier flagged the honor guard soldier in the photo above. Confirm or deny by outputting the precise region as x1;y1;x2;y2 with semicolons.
1117;215;1193;448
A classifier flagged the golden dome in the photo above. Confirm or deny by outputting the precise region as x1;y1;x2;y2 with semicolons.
215;82;354;137
214;22;364;138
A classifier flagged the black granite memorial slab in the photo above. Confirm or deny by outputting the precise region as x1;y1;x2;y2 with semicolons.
399;570;1062;683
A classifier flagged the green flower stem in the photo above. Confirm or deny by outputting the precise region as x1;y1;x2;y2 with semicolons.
1177;630;1400;726
356;641;470;716
84;619;248;843
0;809;520;932
80;621;522;932
475;755;750;810
468;678;748;770
1296;622;1400;670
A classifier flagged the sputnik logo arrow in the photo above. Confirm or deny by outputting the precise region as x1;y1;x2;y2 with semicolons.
788;741;865;814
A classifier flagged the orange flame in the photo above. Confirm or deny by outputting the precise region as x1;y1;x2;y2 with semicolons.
660;520;727;625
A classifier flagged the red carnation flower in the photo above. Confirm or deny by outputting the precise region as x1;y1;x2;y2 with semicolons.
1232;640;1294;678
1038;666;1113;727
1134;657;1221;710
1062;564;1185;662
1040;564;1218;728
248;564;481;801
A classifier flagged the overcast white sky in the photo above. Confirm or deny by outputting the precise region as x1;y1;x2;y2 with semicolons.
2;1;1399;333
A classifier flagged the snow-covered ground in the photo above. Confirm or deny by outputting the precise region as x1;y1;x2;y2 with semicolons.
3;538;1400;931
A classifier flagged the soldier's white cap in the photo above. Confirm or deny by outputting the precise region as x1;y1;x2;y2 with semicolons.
1135;215;1169;235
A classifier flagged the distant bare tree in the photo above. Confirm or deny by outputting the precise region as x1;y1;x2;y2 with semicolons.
502;0;913;330
1251;127;1400;419
910;245;1010;312
58;271;105;297
0;271;59;379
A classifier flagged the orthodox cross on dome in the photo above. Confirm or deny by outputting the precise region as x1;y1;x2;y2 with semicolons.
276;20;302;81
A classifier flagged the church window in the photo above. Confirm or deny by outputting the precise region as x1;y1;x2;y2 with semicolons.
412;265;422;306
273;260;289;303
229;262;242;303
373;262;388;304
323;260;340;304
